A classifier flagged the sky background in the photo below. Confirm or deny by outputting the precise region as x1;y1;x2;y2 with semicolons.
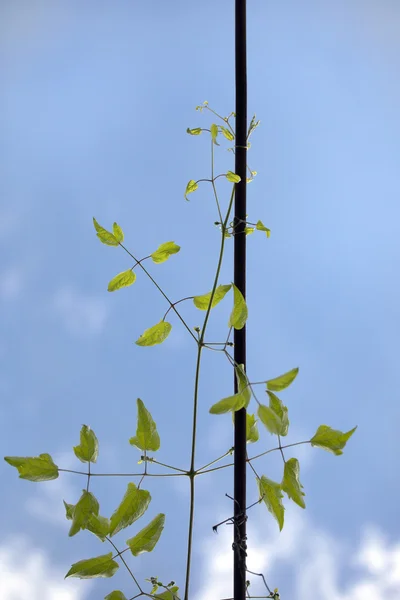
1;1;400;599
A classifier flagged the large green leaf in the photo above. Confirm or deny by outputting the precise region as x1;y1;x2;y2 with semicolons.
228;284;248;330
255;220;271;238
4;454;58;482
109;482;151;537
281;458;306;509
93;218;119;247
184;180;198;200
108;270;136;292
135;321;172;347
129;398;160;452
126;513;165;556
68;490;99;537
154;587;180;600
112;223;124;243
266;368;299;392
65;553;119;579
246;414;259;443
64;500;109;542
105;592;127;600
151;242;181;264
193;284;231;310
226;171;241;183
209;364;250;414
258;476;285;531
311;425;357;456
73;425;99;463
258;392;289;436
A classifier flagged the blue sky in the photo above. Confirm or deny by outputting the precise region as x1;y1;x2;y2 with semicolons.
1;1;400;599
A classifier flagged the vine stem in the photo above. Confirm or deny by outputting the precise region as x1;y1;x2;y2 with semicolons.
183;183;236;600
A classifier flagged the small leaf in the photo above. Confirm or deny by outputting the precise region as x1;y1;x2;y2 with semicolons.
258;405;282;436
210;123;219;144
151;242;181;264
154;587;180;600
68;490;99;537
246;414;259;443
226;171;241;183
311;425;357;456
266;368;299;391
65;553;119;579
64;501;75;520
220;126;234;141
256;220;271;238
129;398;160;452
109;482;151;537
105;592;127;600
73;425;99;463
235;363;251;407
193;284;231;310
282;458;306;509
245;227;255;235
135;321;172;347
184;180;198;200
258;476;285;531
186;127;202;135
112;223;124;243
4;454;58;482
108;270;136;292
93;218;119;247
127;513;165;556
228;284;248;330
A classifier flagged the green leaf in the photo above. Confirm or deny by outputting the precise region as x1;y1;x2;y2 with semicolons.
210;364;250;414
311;425;357;456
109;482;151;537
245;227;255;235
193;284;232;310
266;368;299;391
105;592;127;600
184;180;198;200
135;321;172;347
210;123;219;144
4;454;59;482
93;218;119;247
64;500;109;541
154;587;180;600
256;219;271;238
73;425;99;463
151;242;181;264
258;392;289;436
282;458;306;509
127;513;165;556
228;284;248;330
220;126;234;141
112;223;124;243
186;127;202;135
65;553;119;579
129;398;160;452
246;414;259;443
68;490;99;537
258;476;285;531
108;270;136;292
226;171;241;183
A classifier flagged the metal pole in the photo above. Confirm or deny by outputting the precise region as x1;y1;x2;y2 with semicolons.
233;1;247;599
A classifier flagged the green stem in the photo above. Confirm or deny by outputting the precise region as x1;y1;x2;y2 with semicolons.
107;537;142;592
58;468;185;478
196;448;234;473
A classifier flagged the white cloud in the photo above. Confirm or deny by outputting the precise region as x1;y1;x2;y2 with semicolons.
53;286;108;336
195;507;400;600
0;267;23;300
0;536;90;600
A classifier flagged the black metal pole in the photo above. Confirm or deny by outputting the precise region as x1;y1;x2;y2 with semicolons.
234;1;247;599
